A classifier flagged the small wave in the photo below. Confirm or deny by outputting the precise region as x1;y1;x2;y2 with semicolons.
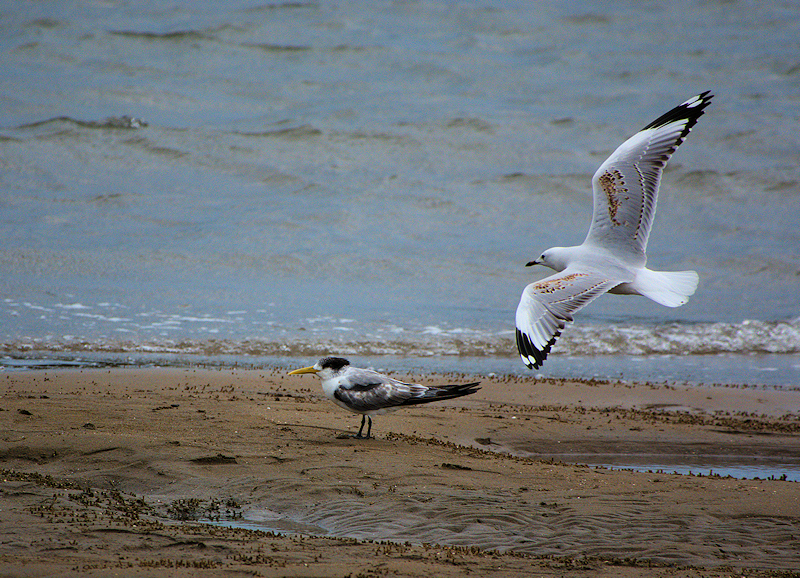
109;29;209;41
243;2;316;12
445;117;494;133
242;42;312;53
237;124;323;139
16;115;147;130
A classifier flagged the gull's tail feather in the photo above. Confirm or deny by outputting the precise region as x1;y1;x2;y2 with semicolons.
634;268;699;307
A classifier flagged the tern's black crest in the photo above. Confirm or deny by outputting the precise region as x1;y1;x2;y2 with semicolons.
318;357;350;371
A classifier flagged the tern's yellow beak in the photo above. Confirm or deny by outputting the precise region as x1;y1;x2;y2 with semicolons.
288;366;318;375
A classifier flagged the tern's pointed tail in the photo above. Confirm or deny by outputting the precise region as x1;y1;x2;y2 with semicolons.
406;382;481;406
633;268;699;307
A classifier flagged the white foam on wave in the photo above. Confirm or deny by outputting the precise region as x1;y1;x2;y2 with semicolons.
557;319;800;356
2;298;800;358
73;312;132;323
22;302;53;312
3;322;800;357
3;319;798;358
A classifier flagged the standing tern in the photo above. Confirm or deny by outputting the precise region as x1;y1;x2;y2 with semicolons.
288;357;480;439
516;91;713;369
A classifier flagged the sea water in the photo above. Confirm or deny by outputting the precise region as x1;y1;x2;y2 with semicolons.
1;0;799;386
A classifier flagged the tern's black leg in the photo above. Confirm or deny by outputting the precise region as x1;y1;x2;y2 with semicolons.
352;415;372;439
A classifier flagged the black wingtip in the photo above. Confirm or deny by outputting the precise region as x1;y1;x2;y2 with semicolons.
515;327;560;370
641;91;714;133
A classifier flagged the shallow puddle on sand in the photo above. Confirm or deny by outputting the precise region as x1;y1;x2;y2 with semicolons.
500;449;800;481
200;508;328;537
552;454;800;481
480;437;800;482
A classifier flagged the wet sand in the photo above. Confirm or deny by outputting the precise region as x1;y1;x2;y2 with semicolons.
2;366;799;577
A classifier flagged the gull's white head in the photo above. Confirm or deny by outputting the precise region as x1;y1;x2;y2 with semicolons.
288;356;350;379
526;247;571;272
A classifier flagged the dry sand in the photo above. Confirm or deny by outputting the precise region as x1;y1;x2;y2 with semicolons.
1;365;799;577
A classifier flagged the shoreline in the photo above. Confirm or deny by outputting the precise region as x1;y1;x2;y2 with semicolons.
2;367;799;576
2;349;799;390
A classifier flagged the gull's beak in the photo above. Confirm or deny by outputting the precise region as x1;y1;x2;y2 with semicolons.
288;366;318;375
525;258;540;267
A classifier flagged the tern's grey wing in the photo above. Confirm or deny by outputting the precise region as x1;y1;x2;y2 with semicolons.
515;268;621;369
334;369;420;413
585;92;713;263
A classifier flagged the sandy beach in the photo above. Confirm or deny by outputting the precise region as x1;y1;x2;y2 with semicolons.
2;366;799;577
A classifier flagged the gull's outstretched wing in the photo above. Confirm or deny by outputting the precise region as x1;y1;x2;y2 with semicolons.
585;92;713;263
515;268;621;369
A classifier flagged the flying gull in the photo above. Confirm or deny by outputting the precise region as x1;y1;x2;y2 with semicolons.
288;357;480;438
516;91;714;369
